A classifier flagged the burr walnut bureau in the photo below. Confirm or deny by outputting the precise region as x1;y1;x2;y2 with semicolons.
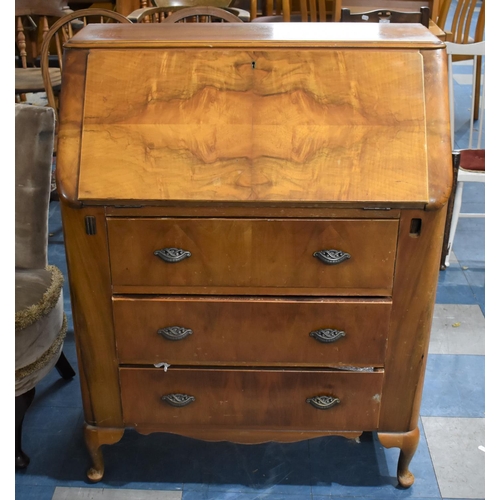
57;22;452;487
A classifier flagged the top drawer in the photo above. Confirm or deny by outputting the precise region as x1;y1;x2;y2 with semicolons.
107;218;398;295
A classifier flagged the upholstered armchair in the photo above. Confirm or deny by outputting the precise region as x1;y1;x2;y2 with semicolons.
15;104;75;468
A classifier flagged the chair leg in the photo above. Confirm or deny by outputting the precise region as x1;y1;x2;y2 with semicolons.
15;388;36;469
55;351;76;380
440;152;460;270
445;180;464;267
474;56;482;121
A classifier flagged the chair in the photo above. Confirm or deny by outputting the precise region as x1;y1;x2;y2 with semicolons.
128;0;248;22
435;0;484;42
250;0;291;21
298;0;334;21
15;104;76;469
435;0;484;119
250;0;336;22
40;9;132;125
340;6;430;27
155;0;249;21
162;5;244;21
441;40;485;268
15;0;72;102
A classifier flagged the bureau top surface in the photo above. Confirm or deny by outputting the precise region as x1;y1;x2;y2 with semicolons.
66;22;443;49
58;24;451;209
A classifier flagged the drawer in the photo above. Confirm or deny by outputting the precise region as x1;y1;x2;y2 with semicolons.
113;297;391;366
120;367;383;431
107;218;398;294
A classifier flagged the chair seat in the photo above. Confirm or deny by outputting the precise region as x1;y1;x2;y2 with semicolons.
15;67;62;94
15;265;65;372
226;7;250;21
459;149;485;172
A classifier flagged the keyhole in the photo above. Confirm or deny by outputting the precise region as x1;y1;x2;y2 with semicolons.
251;61;256;69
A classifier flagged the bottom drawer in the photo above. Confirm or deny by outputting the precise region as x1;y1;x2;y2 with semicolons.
120;368;383;431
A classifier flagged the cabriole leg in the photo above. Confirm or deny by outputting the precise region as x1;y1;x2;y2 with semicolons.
84;424;124;482
378;427;419;488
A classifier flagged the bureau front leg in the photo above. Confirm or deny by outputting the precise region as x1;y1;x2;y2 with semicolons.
84;424;125;482
377;427;419;488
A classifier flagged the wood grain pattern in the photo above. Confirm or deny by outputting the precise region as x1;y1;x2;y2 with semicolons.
113;296;391;366
378;208;446;431
120;367;384;430
422;48;453;210
84;424;125;482
133;426;363;443
378;426;420;487
78;49;429;204
107;218;398;292
57;25;451;484
60;204;123;426
105;206;401;218
64;23;444;49
56;49;88;207
112;284;393;296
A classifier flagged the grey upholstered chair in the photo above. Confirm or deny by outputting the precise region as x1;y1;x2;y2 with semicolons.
15;104;75;469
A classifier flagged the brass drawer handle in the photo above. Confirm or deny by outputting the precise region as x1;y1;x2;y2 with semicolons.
306;395;340;410
310;328;346;343
158;326;193;341
154;247;191;263
313;249;350;265
161;393;195;407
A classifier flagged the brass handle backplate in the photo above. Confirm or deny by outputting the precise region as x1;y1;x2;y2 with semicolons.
313;249;350;265
310;329;346;343
154;247;191;263
161;393;196;407
306;395;341;410
158;326;193;341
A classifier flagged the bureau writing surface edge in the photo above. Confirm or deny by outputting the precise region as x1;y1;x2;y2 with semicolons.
56;23;452;487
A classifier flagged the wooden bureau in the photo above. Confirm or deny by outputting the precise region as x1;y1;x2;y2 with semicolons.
57;22;452;487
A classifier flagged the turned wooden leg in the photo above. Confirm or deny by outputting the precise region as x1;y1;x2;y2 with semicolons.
84;424;124;482
378;427;419;488
15;388;36;469
55;351;76;380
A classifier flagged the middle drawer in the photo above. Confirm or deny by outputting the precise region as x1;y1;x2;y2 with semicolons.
113;297;391;366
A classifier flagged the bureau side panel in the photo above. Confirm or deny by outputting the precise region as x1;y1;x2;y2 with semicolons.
422;49;452;210
56;48;88;207
60;204;122;427
379;208;446;431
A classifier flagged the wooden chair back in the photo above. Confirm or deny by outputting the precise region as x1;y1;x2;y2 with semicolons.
252;0;337;21
340;6;430;27
436;0;484;119
299;0;331;21
436;0;484;44
250;0;291;21
15;0;70;72
129;0;232;23
261;0;288;17
162;5;244;21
